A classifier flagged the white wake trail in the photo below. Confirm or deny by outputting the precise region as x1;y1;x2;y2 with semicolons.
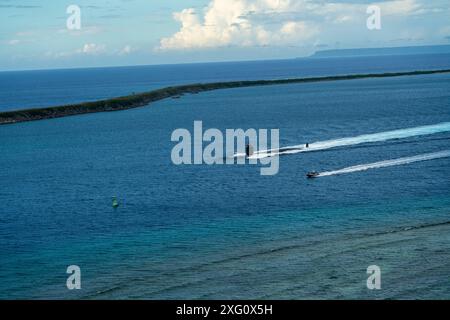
317;150;450;177
249;122;450;159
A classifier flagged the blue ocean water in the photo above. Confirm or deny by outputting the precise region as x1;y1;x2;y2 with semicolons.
0;54;450;299
1;53;450;111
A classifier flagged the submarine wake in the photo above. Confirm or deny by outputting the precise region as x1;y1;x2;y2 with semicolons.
249;122;450;159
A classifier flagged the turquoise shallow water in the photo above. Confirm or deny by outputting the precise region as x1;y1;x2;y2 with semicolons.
2;196;450;299
0;55;450;299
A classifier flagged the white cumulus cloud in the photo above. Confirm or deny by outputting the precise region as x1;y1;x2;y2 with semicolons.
159;0;427;50
118;45;135;56
159;0;318;50
79;43;106;55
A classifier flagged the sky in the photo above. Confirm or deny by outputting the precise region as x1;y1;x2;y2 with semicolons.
0;0;449;71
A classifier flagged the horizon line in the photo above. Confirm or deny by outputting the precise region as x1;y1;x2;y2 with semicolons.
2;43;450;73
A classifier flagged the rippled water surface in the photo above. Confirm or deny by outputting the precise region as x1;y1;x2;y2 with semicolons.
1;55;450;299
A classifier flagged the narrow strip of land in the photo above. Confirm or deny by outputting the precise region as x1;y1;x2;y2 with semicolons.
1;69;449;125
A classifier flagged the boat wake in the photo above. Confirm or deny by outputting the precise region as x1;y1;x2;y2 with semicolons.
244;122;450;159
317;150;450;177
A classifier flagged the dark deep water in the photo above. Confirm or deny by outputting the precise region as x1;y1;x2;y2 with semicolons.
0;54;450;299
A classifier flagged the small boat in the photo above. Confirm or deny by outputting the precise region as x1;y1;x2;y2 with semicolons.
112;196;119;209
306;171;320;178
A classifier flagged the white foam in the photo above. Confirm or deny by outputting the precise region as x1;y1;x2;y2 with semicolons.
249;122;450;159
317;150;450;177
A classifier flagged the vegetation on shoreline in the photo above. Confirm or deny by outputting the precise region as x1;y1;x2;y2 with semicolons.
1;69;450;125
